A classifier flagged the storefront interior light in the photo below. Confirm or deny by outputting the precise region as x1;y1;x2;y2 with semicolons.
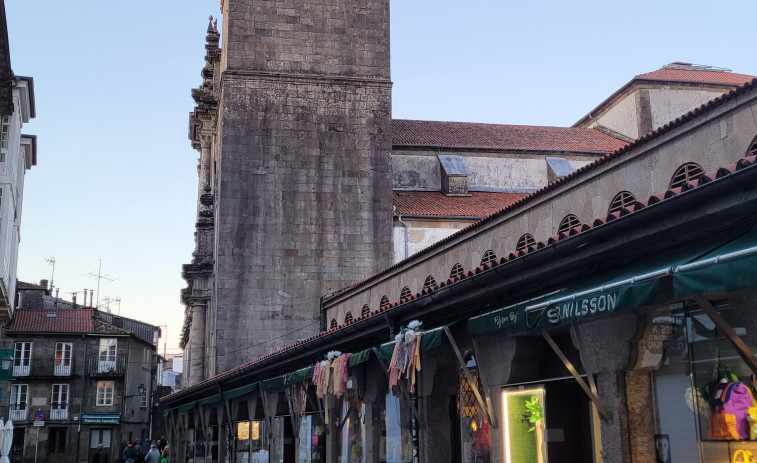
502;387;546;463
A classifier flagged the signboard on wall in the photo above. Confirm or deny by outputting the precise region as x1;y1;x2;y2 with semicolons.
81;414;121;425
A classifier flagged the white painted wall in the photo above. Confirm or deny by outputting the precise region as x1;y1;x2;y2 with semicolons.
649;88;728;130
592;92;639;140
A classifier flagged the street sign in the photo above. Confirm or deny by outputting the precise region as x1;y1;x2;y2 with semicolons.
33;410;44;421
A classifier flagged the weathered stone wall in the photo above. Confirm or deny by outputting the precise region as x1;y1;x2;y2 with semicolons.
212;0;393;373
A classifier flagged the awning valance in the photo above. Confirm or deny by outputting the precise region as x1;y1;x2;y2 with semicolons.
468;229;757;336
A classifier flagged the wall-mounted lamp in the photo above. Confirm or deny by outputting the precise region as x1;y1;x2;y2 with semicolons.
0;353;13;372
138;383;146;396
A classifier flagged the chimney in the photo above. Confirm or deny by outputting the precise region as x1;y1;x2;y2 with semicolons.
90;290;94;307
55;288;59;299
72;294;77;306
39;279;48;290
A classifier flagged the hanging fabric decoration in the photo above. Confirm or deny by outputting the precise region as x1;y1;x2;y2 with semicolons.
313;350;353;398
389;320;423;393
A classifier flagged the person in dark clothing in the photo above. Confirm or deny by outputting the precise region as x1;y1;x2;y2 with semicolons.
92;444;109;463
141;439;151;460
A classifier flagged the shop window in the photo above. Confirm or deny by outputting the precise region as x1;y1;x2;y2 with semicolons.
423;276;436;290
650;298;757;462
361;305;371;318
330;319;338;330
450;263;465;280
669;162;705;189
480;250;497;265
339;393;366;463
558;214;581;234
345;312;353;324
501;387;547;463
608;191;636;215
400;286;412;300
235;419;268;463
458;373;491;463
297;414;325;463
380;391;415;463
515;235;535;252
380;296;390;310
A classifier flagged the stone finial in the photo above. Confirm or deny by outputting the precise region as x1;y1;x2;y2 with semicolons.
207;16;214;33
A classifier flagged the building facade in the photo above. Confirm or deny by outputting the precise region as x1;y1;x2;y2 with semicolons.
0;289;161;463
164;77;757;463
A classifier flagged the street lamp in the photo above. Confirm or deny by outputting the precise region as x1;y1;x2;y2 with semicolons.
138;384;146;397
0;353;13;372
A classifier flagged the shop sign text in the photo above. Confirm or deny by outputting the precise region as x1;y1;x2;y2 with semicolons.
546;292;618;324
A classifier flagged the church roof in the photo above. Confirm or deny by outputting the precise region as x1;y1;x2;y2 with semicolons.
635;65;755;87
393;191;529;218
392;119;628;153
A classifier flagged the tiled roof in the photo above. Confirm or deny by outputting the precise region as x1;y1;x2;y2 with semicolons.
94;318;130;335
16;281;45;290
6;309;93;334
394;191;529;218
391;119;628;152
635;69;755;87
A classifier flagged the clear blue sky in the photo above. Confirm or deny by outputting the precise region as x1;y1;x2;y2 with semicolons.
6;0;757;354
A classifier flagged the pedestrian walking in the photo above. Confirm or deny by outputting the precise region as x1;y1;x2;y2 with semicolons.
144;445;161;463
92;444;109;463
122;441;137;463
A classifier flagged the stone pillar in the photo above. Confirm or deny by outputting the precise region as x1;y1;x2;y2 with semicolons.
573;312;638;463
417;355;458;463
187;303;206;385
361;363;385;463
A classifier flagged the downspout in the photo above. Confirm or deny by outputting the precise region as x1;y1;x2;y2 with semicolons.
394;206;409;259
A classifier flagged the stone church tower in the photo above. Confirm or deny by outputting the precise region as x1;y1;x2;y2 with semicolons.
182;1;394;383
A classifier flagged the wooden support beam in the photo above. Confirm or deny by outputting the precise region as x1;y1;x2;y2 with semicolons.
444;327;497;428
695;295;757;378
541;330;611;421
470;337;499;428
371;347;425;428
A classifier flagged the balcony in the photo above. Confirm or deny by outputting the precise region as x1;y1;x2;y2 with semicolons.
11;359;75;378
9;405;26;421
87;356;126;376
50;406;68;420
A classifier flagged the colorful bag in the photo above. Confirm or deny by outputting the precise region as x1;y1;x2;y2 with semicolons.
709;381;757;440
733;449;754;463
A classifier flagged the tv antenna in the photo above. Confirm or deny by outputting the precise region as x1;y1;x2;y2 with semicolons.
44;257;56;289
84;259;120;309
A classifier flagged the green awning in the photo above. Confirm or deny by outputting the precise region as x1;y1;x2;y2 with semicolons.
261;376;284;390
198;394;221;406
178;401;197;412
286;366;314;385
468;234;751;336
377;326;445;359
223;383;258;400
348;349;371;367
674;228;757;297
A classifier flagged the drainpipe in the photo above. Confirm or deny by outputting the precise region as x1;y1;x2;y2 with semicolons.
394;206;409;259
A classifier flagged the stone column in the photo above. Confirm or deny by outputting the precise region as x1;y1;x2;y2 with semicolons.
187;302;206;385
417;355;458;463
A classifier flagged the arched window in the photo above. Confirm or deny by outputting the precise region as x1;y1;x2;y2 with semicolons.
330;318;337;330
361;305;370;317
749;135;757;157
400;286;412;300
608;191;637;215
669;162;704;189
423;276;436;290
480;250;497;266
380;296;390;310
450;263;465;279
344;312;353;323
516;234;535;252
558;214;581;234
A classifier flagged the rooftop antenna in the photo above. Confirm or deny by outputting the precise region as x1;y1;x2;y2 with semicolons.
85;259;120;309
44;257;56;289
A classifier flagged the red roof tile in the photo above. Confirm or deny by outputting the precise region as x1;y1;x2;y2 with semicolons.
392;120;628;152
394;191;529;217
6;309;93;334
635;69;755;87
